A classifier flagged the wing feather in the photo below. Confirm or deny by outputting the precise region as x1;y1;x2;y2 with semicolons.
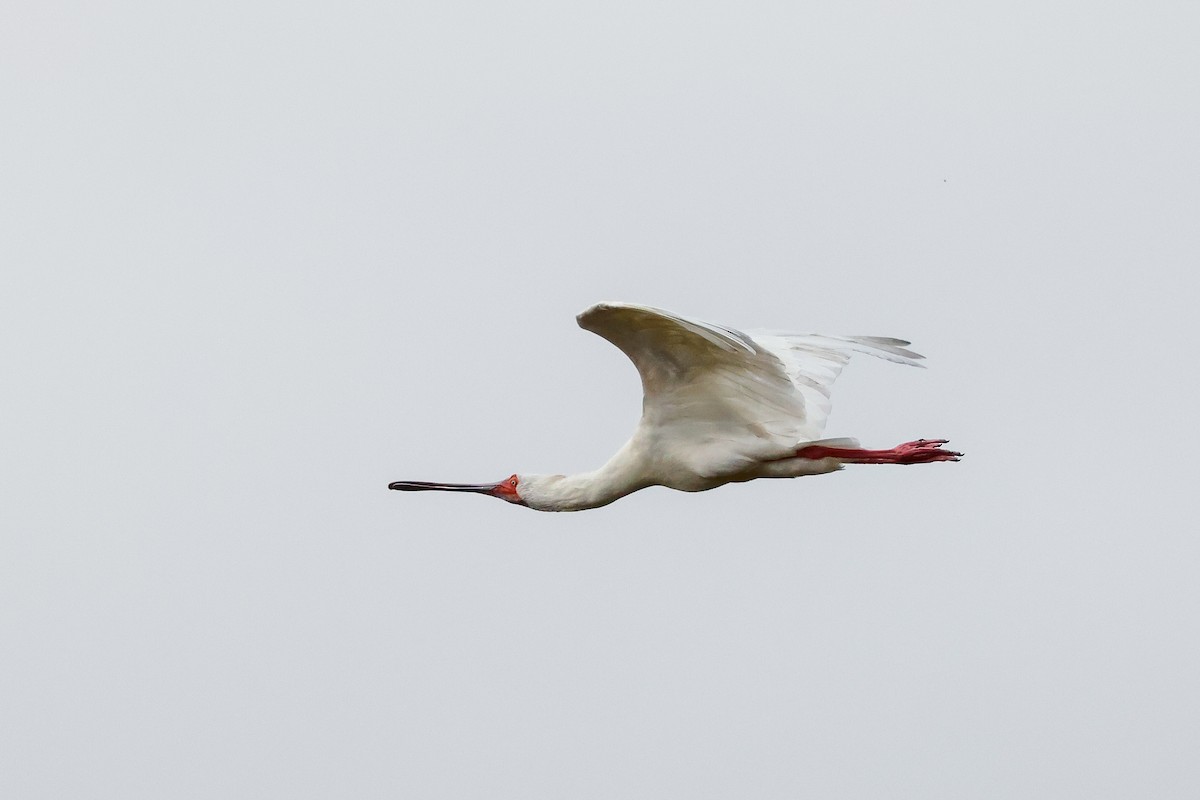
577;302;925;447
748;331;925;435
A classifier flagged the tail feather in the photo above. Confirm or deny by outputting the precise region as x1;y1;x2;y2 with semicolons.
800;436;861;449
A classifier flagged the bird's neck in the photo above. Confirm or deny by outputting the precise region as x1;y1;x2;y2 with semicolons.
540;441;649;512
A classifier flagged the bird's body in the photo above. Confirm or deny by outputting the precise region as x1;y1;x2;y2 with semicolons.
391;302;960;511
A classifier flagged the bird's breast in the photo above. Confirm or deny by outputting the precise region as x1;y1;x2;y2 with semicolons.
634;427;766;493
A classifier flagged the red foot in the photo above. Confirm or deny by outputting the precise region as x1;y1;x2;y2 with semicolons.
796;438;963;465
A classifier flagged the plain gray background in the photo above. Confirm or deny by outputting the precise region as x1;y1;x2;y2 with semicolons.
3;0;1198;797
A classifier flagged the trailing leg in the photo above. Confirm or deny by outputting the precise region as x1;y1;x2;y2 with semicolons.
795;438;962;465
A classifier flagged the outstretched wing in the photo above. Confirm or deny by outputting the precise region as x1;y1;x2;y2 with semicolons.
577;302;811;453
577;302;924;446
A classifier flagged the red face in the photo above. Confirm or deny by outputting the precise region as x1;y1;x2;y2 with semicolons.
490;474;523;504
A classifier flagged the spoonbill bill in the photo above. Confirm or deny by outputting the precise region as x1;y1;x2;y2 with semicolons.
390;302;960;511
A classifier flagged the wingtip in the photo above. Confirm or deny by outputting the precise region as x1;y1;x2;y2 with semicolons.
576;301;609;325
577;301;642;329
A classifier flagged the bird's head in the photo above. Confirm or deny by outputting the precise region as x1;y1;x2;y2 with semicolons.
388;473;530;507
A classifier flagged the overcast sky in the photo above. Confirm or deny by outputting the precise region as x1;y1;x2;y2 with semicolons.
3;1;1199;797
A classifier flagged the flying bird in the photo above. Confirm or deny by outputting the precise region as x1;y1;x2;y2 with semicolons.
390;302;960;512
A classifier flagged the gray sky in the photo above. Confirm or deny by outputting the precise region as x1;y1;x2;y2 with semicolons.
3;0;1198;797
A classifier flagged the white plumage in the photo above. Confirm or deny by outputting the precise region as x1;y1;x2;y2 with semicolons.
390;302;960;512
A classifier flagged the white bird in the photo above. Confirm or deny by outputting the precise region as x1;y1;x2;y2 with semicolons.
390;302;961;512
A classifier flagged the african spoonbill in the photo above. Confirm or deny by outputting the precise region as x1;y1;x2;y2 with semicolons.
389;302;960;511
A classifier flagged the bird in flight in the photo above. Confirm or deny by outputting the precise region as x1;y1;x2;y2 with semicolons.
390;302;961;512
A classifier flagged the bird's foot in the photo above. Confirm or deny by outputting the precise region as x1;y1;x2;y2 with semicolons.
890;439;962;464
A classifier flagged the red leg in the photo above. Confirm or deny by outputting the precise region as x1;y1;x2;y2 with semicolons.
795;439;962;464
